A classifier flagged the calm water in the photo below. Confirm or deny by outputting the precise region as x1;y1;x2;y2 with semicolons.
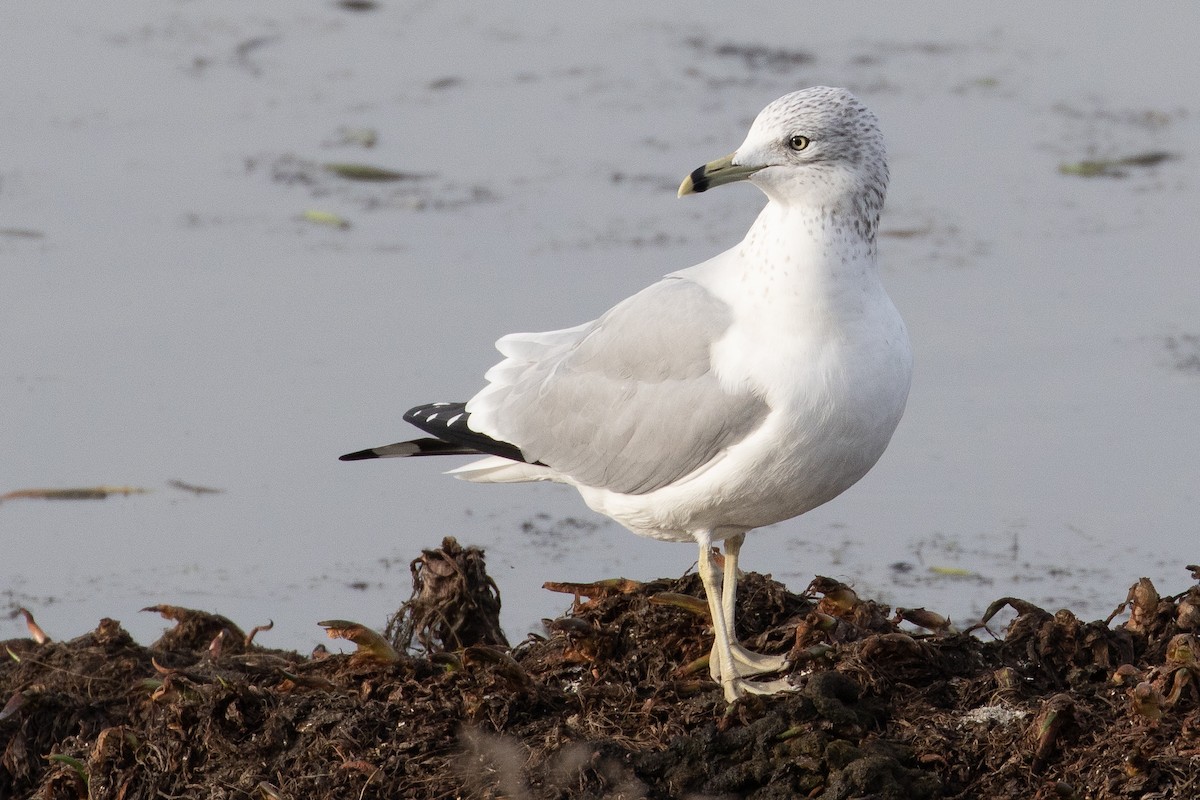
3;3;1198;650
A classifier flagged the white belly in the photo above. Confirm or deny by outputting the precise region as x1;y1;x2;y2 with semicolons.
577;300;912;543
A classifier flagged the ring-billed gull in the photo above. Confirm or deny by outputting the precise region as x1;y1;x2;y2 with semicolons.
341;87;912;703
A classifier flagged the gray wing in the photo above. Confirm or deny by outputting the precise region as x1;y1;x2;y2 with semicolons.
466;277;769;495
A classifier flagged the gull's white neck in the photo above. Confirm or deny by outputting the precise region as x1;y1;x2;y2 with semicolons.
686;199;884;326
684;196;905;410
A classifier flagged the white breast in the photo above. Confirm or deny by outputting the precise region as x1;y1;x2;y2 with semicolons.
578;203;912;542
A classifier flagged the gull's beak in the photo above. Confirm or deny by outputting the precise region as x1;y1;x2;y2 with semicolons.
677;152;764;197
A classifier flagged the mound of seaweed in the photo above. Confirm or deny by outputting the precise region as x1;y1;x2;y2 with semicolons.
2;538;1198;799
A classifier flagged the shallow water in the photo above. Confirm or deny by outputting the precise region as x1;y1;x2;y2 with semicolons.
3;3;1198;650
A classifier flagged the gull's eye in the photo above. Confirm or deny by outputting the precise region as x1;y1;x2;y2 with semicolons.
788;135;810;151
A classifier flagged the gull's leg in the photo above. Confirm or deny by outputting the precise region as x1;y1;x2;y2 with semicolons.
696;531;740;703
698;532;795;702
712;533;791;678
720;532;744;636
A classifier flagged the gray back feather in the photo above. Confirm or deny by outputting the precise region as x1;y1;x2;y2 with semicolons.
474;278;769;495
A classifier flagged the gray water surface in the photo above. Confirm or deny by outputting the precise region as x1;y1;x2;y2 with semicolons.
3;3;1198;650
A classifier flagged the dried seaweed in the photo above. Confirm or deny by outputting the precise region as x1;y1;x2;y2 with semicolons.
2;543;1199;799
386;536;509;653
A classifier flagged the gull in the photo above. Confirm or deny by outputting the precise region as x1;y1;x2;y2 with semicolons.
341;87;912;703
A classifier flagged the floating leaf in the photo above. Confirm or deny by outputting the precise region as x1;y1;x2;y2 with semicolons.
335;0;379;12
167;479;224;495
301;209;351;229
0;485;149;502
928;565;974;577
880;225;932;239
333;126;378;146
1059;151;1175;178
322;163;425;182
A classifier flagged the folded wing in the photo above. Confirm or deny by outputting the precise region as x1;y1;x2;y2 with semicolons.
466;278;770;495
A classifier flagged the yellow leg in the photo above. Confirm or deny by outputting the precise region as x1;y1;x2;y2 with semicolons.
712;533;791;678
697;531;740;703
697;531;795;702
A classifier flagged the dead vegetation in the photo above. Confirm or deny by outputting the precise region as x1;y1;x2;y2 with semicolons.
2;540;1198;799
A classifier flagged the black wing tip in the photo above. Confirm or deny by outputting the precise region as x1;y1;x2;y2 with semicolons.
345;401;530;464
403;401;531;463
403;401;466;425
339;449;380;461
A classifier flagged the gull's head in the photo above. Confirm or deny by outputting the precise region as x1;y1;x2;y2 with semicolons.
679;87;888;223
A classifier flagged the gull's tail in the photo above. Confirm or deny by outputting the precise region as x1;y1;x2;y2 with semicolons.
338;438;478;460
338;402;533;464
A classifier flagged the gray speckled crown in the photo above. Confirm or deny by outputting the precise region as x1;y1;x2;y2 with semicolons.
751;86;888;233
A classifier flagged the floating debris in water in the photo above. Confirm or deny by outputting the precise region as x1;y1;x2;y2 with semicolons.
323;163;429;182
1058;151;1175;177
300;209;352;229
233;35;279;77
251;153;493;211
166;479;225;495
328;126;378;148
880;224;933;239
684;36;814;72
0;485;149;503
927;565;977;578
427;76;462;91
1163;333;1200;373
0;228;44;239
